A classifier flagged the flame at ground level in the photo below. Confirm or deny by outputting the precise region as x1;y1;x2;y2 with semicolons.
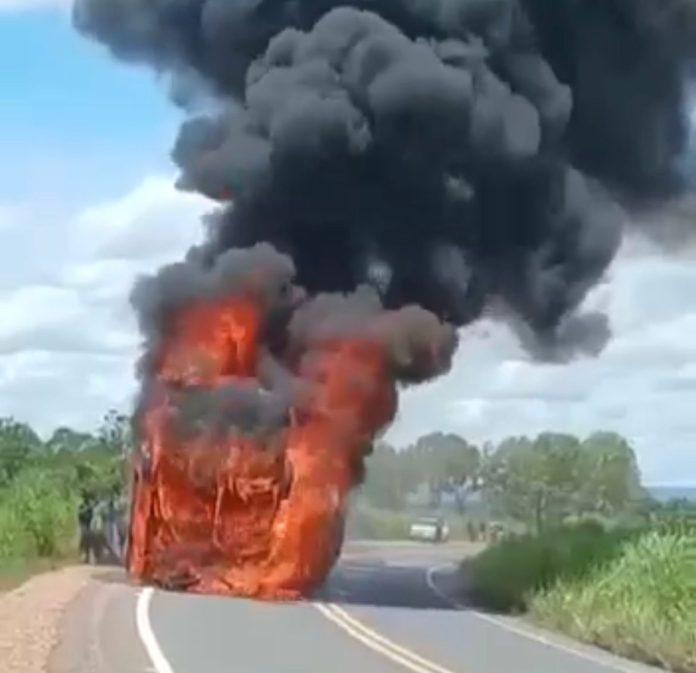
126;294;399;599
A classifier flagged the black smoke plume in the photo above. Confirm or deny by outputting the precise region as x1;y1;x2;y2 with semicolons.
74;0;696;356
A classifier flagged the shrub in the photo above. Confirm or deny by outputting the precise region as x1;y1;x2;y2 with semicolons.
531;532;696;672
0;505;33;559
0;467;78;560
466;521;636;611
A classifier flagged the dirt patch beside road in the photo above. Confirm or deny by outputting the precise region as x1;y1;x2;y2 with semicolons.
0;565;100;673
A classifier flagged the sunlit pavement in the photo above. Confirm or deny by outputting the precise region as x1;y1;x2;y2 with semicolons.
55;543;665;673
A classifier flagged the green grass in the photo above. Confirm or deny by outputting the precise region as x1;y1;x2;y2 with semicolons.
530;532;696;672
0;467;79;565
466;524;696;672
465;521;636;612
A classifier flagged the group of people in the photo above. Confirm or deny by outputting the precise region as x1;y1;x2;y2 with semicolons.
78;492;128;565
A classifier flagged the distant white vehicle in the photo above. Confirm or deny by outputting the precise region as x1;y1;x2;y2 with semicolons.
408;516;450;543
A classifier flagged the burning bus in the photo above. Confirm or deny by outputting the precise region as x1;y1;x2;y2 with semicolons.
124;248;455;598
74;0;695;598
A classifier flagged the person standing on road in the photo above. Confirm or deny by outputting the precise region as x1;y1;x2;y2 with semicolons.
115;491;128;564
91;498;108;564
104;495;121;561
78;493;95;563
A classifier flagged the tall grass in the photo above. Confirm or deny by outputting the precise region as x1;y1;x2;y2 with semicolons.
466;522;637;612
0;467;78;562
531;532;696;672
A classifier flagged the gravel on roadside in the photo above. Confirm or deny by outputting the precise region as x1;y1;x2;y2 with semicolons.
0;565;98;673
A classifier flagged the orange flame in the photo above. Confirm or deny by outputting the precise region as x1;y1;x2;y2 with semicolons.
126;293;397;599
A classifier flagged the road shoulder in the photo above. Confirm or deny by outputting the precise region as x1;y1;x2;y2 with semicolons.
426;563;665;673
49;567;152;673
0;565;98;673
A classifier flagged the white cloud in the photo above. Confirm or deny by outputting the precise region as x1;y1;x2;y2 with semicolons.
0;175;210;436
73;175;208;262
0;350;133;435
387;242;696;484
1;173;695;483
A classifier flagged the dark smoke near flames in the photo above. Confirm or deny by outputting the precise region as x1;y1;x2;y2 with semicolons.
73;0;696;597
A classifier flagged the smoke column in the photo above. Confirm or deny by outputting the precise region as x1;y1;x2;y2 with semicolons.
72;0;696;596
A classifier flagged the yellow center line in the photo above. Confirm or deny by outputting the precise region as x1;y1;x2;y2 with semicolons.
314;602;462;673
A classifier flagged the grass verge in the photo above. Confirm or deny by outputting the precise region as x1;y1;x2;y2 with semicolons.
0;467;80;594
466;524;696;672
465;522;635;612
530;532;696;672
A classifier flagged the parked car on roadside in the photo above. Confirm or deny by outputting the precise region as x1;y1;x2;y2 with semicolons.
408;516;450;543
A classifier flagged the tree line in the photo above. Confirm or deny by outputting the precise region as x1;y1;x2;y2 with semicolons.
0;411;691;561
0;411;131;561
0;411;131;496
360;431;667;532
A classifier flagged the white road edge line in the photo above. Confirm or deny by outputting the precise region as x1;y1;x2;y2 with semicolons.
425;563;641;673
136;587;176;673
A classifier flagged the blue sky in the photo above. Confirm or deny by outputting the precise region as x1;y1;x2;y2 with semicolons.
0;5;177;205
0;2;695;485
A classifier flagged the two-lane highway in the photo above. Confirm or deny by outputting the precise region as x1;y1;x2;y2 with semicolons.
57;541;665;673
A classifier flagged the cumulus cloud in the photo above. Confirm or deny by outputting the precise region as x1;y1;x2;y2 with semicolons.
0;175;210;435
387;241;696;484
72;175;208;263
0;350;134;433
1;172;695;483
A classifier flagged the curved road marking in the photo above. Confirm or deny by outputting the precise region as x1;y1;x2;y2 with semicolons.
425;563;641;673
136;587;176;673
315;602;462;673
330;603;459;673
135;560;641;673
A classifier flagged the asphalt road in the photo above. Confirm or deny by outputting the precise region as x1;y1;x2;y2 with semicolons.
55;541;665;673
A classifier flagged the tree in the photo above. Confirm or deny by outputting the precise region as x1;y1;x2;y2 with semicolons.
46;427;94;454
42;412;133;499
360;433;481;511
481;431;646;532
481;433;585;532
408;432;480;508
0;418;43;487
360;442;408;509
97;410;134;456
579;432;645;516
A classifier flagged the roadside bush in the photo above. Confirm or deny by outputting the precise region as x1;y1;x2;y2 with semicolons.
466;521;636;611
0;467;78;560
531;532;696;672
0;505;33;559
